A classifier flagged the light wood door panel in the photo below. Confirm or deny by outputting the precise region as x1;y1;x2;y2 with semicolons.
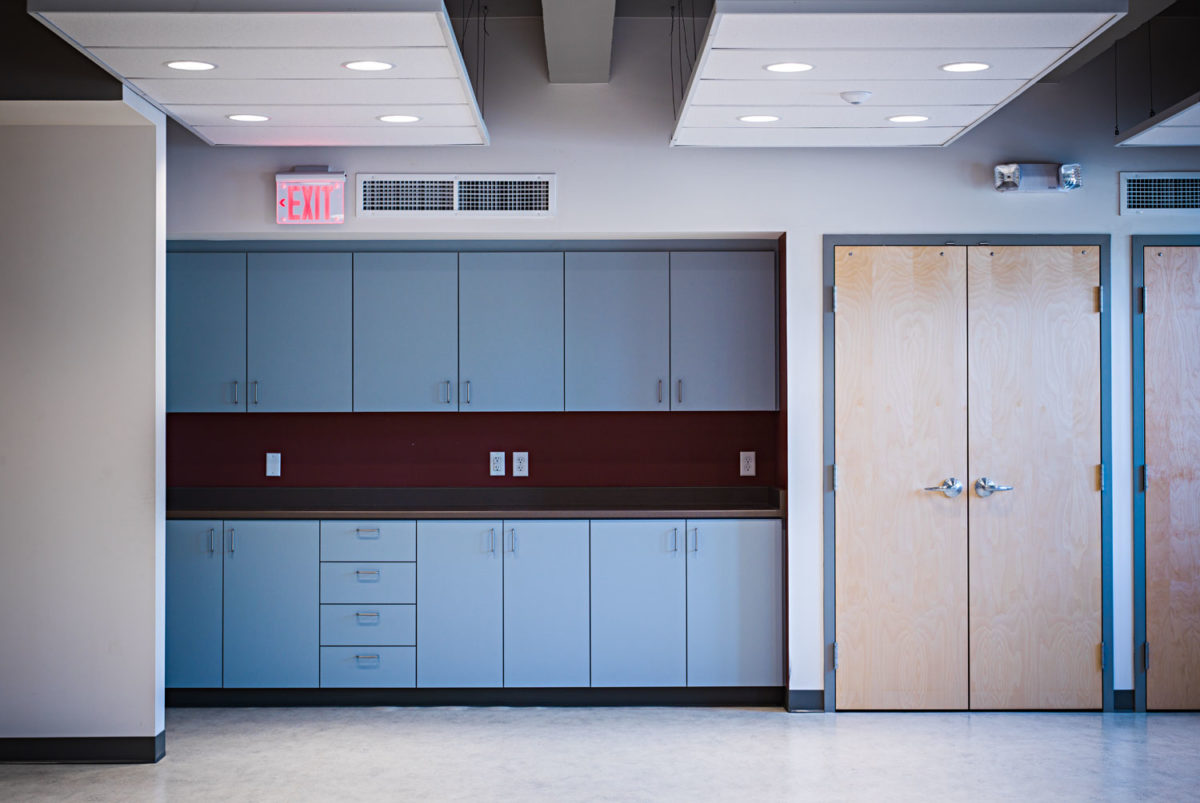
835;245;969;710
967;245;1102;710
1145;246;1200;710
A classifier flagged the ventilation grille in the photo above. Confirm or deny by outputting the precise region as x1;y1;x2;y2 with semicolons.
357;174;555;217
1121;172;1200;215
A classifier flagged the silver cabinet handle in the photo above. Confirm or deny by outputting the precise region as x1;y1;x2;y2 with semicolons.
489;527;496;554
355;569;380;577
355;611;380;619
975;477;1014;498
658;379;663;404
355;528;381;537
690;528;700;552
251;380;259;405
677;379;683;404
443;379;453;405
207;528;215;553
670;527;678;552
228;528;235;553
232;380;239;405
508;528;518;555
355;654;380;661
464;380;471;405
923;478;964;498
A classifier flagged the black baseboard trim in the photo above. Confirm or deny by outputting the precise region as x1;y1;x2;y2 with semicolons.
786;690;825;711
1114;690;1135;711
0;731;164;764
168;686;785;708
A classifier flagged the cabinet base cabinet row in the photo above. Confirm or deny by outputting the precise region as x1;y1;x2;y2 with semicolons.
166;518;783;691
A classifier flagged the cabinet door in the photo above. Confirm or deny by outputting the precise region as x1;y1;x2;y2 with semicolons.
459;252;564;411
166;520;223;687
503;520;590;687
222;521;319;688
670;251;777;410
565;252;669;411
685;519;782;687
167;253;246;412
354;252;459;411
590;520;686;687
247;252;352;412
417;520;503;687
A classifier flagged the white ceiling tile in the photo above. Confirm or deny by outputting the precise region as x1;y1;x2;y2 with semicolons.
90;47;458;81
690;79;1027;108
711;12;1117;50
1120;127;1200;147
43;11;447;48
197;125;484;147
681;105;991;128
672;126;961;147
130;77;469;106
703;48;1069;82
167;104;477;127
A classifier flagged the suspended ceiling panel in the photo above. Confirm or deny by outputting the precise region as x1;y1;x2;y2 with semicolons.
673;0;1126;148
29;1;488;147
1117;91;1200;147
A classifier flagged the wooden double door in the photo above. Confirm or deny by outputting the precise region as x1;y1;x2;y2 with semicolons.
1144;246;1200;710
835;245;1102;710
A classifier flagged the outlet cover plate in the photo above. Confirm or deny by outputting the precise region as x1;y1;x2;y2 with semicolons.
512;451;529;477
266;452;282;477
740;451;756;477
490;451;506;476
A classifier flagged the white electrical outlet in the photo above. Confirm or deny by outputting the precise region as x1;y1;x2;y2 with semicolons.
266;452;282;477
740;451;756;477
490;451;506;476
512;452;529;477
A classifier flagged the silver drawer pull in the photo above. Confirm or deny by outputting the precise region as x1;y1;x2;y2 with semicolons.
355;570;380;578
355;611;380;619
355;654;380;661
354;528;381;537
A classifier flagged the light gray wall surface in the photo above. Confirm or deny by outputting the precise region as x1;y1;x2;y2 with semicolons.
0;98;164;737
165;18;1200;693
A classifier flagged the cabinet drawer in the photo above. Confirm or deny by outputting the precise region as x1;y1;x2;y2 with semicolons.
320;563;416;604
320;646;415;688
321;604;416;646
321;520;415;562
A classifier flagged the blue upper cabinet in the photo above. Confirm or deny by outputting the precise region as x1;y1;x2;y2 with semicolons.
167;253;246;412
222;521;319;688
590;519;687;687
354;253;459;412
685;519;783;687
565;252;670;411
502;520;591;687
166;520;223;688
459;252;564;412
247;252;352;412
416;520;504;687
670;251;777;411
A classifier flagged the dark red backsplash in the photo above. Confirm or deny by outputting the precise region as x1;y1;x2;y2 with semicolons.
167;411;782;488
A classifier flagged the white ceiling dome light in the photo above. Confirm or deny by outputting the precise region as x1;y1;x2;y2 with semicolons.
941;61;991;73
739;114;780;123
840;91;873;105
379;114;421;123
765;62;813;73
166;60;215;71
227;113;270;122
343;60;394;71
888;114;930;123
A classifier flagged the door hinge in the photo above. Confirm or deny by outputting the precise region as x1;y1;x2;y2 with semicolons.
1144;641;1150;673
833;641;839;671
1139;285;1146;314
832;285;839;313
832;464;840;492
1100;641;1105;672
1140;464;1148;492
1097;286;1104;314
1099;464;1105;493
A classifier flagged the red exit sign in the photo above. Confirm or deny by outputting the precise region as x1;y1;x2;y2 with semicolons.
275;171;346;225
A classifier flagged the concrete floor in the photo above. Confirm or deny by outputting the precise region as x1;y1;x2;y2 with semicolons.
2;707;1198;802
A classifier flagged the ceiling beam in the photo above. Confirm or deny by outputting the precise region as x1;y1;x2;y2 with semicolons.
541;0;615;83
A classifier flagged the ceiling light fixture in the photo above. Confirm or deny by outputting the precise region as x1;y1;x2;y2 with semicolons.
840;91;873;105
739;115;780;123
765;62;813;73
379;115;421;123
344;60;394;72
888;114;929;123
166;60;215;71
227;114;270;122
941;62;991;73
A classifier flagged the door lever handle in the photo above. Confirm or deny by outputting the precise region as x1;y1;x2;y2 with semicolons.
923;477;963;498
975;477;1014;497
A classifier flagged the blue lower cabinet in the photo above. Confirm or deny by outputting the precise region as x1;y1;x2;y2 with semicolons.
320;605;416;646
319;562;415;604
223;521;319;688
321;647;416;688
166;520;223;688
590;520;687;687
417;520;503;687
685;519;783;687
502;520;591;687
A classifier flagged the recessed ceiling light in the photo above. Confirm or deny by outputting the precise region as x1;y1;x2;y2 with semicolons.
379;115;421;123
227;114;269;122
941;61;991;73
739;115;780;123
765;62;813;73
888;114;929;123
166;60;215;71
344;60;394;72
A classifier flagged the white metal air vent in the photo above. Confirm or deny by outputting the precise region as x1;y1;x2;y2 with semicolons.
357;174;555;217
1120;172;1200;215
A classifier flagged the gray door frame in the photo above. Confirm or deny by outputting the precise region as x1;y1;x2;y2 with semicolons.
823;234;1114;712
